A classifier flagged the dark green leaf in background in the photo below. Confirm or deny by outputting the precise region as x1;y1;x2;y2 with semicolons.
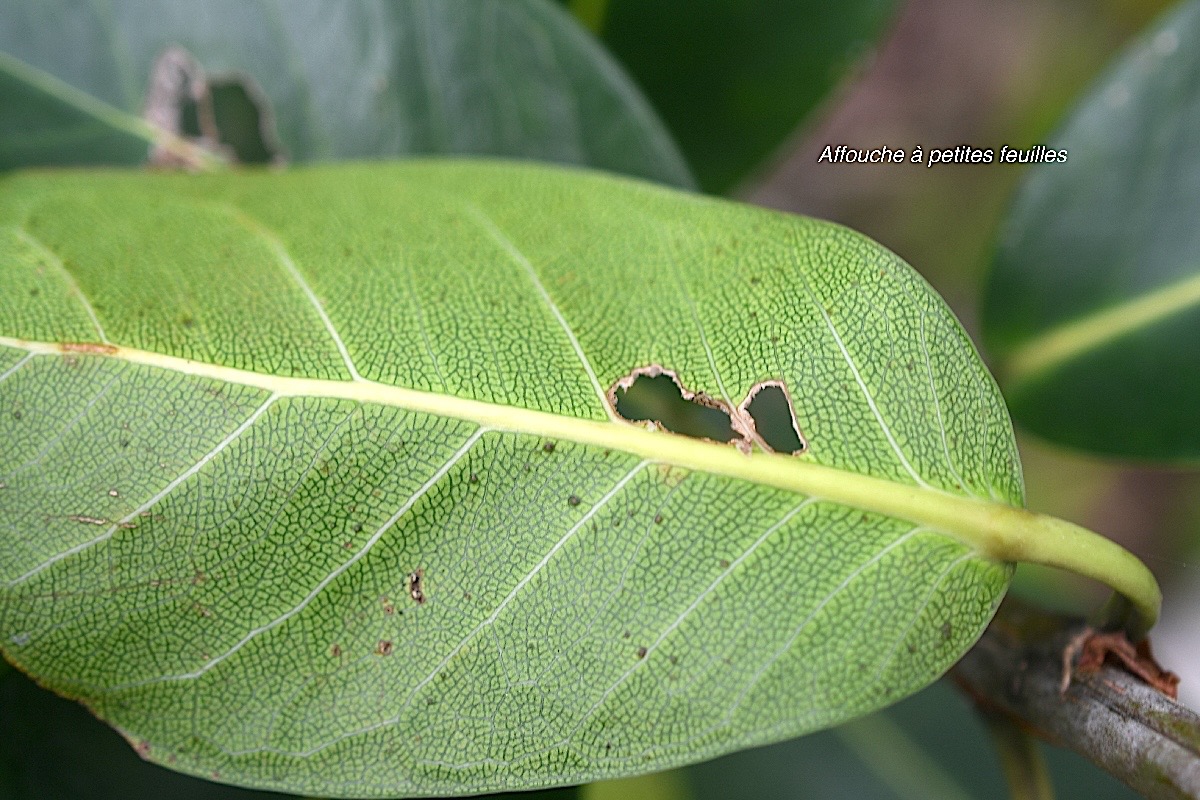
0;668;580;800
0;0;694;188
577;0;899;193
688;679;1139;800
983;0;1200;461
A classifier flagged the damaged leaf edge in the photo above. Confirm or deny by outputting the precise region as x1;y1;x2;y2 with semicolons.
607;364;755;453
738;379;808;455
608;365;808;456
143;46;286;169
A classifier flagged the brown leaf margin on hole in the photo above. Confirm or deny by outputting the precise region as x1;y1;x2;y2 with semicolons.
738;379;808;455
143;47;228;169
1062;628;1180;699
607;364;755;453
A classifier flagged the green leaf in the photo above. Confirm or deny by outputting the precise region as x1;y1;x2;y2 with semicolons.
982;0;1200;461
0;0;693;188
0;160;1144;797
583;0;899;193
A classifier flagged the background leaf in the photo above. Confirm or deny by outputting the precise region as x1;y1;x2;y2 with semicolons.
0;0;693;187
576;0;899;193
0;668;294;800
982;0;1200;460
0;668;581;800
0;162;1017;796
687;679;1139;800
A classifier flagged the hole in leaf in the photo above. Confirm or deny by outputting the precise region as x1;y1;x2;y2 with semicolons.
612;371;739;443
202;81;279;164
176;78;279;164
743;382;806;454
144;47;282;167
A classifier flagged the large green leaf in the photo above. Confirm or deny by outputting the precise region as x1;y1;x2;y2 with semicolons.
578;0;898;193
0;160;1023;796
0;0;693;188
982;0;1200;460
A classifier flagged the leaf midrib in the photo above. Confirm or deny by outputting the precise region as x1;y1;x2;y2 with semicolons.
2;334;1163;633
0;334;1020;553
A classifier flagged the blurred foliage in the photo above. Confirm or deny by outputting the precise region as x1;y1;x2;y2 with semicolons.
565;0;899;193
685;679;1137;800
984;0;1200;460
0;0;692;186
0;666;583;800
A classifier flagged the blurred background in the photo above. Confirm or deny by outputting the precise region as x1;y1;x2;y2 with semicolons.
3;0;1197;797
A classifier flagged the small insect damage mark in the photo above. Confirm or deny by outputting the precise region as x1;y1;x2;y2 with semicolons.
609;366;807;455
143;46;284;169
59;342;118;356
68;514;135;529
408;568;426;604
375;640;394;657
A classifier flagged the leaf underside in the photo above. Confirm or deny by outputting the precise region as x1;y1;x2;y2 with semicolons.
0;161;1017;797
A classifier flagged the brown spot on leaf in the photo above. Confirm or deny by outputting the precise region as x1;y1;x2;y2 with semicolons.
542;441;556;453
568;495;581;507
636;646;648;659
375;640;394;656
